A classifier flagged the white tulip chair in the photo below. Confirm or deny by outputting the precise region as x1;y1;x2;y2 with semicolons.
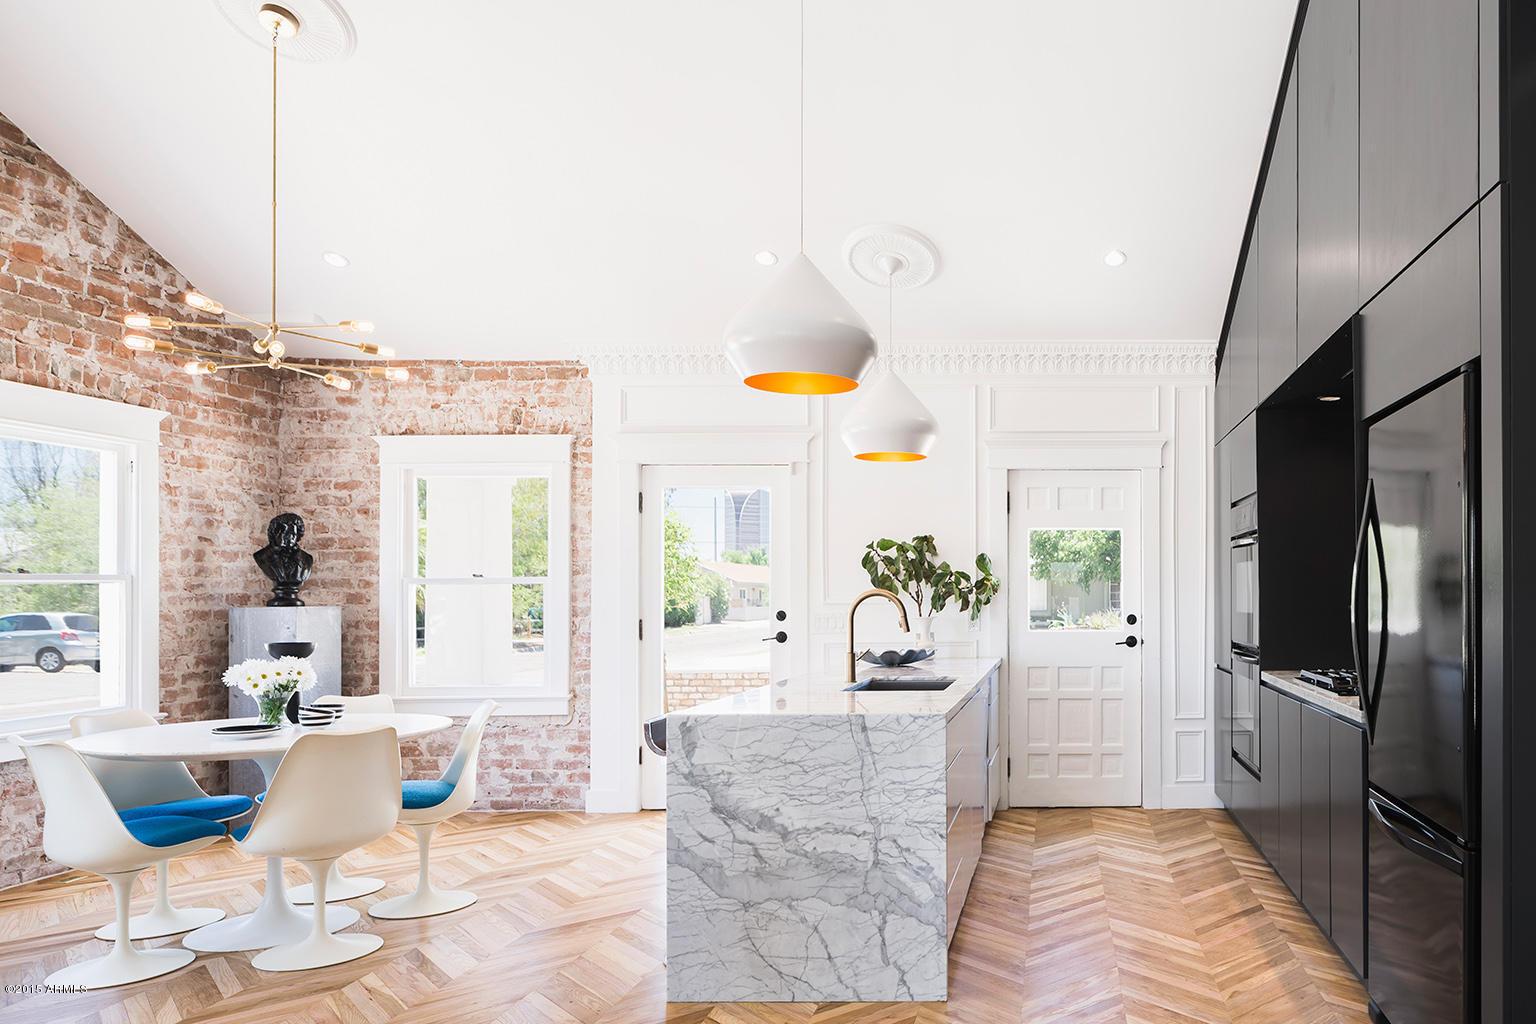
15;737;227;989
370;700;496;920
283;692;396;904
70;710;253;939
232;727;401;971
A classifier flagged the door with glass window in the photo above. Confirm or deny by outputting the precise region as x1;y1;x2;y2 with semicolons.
1008;470;1143;806
638;465;793;809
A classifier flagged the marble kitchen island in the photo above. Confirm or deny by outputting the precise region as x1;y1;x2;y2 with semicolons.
665;657;1002;1003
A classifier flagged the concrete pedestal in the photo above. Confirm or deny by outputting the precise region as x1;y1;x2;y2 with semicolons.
226;606;341;799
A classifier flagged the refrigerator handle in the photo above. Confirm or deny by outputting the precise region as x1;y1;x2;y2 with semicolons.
1365;486;1388;739
1350;480;1370;737
1368;795;1464;876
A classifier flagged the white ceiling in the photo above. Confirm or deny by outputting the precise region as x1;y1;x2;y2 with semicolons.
0;1;1297;360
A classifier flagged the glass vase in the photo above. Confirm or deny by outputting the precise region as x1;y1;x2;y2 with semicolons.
257;692;290;726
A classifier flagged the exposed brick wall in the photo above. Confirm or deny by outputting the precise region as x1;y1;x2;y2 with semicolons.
665;671;771;713
274;363;592;809
0;112;283;887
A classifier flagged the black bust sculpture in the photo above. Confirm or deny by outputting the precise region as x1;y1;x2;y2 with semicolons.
253;512;314;607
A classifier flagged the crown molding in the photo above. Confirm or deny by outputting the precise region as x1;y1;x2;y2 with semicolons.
578;341;1215;378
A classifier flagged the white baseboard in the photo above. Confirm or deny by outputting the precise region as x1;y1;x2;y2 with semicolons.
1159;784;1222;809
585;787;640;813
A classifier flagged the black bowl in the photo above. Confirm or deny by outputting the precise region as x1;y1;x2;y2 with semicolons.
266;641;315;659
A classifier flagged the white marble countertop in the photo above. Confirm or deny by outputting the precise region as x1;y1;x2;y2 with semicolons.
669;657;1002;718
1261;669;1366;725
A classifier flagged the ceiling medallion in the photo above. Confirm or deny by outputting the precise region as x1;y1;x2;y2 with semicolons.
120;3;403;391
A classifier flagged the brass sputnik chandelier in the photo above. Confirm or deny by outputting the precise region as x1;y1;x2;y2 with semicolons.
120;4;405;391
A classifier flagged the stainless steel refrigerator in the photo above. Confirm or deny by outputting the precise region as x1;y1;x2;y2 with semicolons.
1355;367;1477;1024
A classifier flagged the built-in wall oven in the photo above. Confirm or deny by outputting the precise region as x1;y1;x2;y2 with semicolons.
1230;493;1259;777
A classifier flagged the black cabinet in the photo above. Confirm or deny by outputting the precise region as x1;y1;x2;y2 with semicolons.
1232;757;1262;845
1329;713;1366;977
1228;414;1257;503
1300;702;1333;930
1259;685;1279;855
1216;667;1234;808
1224;240;1259;435
1215;439;1232;669
1359;0;1479;301
1297;0;1359;359
1273;692;1303;894
1358;211;1480;418
1258;66;1299;401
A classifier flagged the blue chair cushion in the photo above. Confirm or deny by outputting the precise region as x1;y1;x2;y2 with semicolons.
118;794;254;823
257;781;452;810
124;815;227;848
402;779;455;809
230;822;252;842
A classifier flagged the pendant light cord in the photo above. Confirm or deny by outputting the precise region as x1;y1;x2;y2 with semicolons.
271;28;279;326
799;0;805;253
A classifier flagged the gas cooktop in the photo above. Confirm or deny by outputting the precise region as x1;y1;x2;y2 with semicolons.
1297;668;1360;697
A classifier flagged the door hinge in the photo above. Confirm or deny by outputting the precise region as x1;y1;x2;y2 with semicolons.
639;491;644;512
639;744;644;765
1006;491;1011;513
1006;756;1011;777
638;619;644;640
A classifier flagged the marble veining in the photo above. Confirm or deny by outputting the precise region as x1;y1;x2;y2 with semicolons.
1261;669;1366;725
666;712;950;1002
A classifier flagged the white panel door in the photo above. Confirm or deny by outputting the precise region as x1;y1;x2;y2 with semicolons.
1008;470;1143;807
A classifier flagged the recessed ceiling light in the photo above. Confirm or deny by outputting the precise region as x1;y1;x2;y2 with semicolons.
1318;395;1342;402
1103;249;1128;267
322;251;350;268
754;250;779;267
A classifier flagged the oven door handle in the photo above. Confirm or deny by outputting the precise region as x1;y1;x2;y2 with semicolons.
1368;795;1463;876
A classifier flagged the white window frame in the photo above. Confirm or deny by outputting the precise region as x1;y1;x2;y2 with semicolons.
377;434;572;716
0;380;163;760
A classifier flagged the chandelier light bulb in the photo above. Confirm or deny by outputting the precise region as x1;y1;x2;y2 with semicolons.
184;360;218;376
266;338;286;359
365;344;396;359
385;367;409;382
124;314;172;330
122;334;157;351
338;319;374;334
322;372;354;391
185;291;225;315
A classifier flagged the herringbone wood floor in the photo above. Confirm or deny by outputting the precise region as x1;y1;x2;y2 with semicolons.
0;808;1369;1023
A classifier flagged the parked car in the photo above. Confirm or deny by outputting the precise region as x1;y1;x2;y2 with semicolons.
0;612;100;672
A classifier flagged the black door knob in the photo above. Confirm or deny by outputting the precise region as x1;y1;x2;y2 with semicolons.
762;631;788;643
775;610;787;622
1115;635;1139;648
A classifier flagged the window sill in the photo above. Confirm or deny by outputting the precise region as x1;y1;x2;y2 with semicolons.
389;694;570;718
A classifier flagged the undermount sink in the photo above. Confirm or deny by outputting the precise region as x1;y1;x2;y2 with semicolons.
844;676;957;692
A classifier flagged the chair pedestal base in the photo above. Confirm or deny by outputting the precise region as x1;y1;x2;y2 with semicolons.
95;862;223;940
251;856;382;972
46;946;195;990
182;857;357;952
369;886;476;920
287;861;385;904
252;931;383;972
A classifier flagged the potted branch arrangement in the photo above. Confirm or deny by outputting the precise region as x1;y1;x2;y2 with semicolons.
860;534;1000;649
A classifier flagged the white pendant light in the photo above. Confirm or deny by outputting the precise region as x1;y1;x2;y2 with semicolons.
724;254;877;394
723;0;877;395
841;254;938;461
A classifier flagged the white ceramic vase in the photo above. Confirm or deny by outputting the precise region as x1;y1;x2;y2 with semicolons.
911;615;935;650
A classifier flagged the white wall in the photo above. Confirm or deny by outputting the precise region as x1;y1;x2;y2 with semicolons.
584;342;1217;812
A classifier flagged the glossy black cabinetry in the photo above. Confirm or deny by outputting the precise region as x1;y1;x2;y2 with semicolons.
1258;66;1299;402
1220;240;1259;439
1301;704;1332;929
1357;211;1480;419
1214;439;1232;669
1358;0;1479;302
1330;711;1366;978
1297;0;1359;359
1227;414;1257;503
1252;684;1368;979
1216;667;1234;808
